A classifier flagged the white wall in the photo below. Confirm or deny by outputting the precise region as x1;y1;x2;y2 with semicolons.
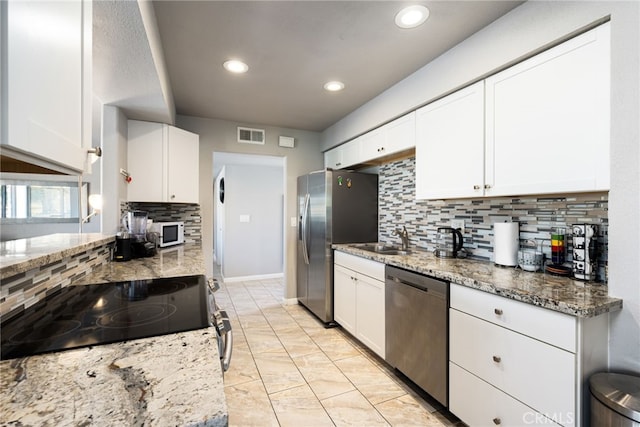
321;1;640;374
222;163;283;280
176;115;323;299
101;105;129;234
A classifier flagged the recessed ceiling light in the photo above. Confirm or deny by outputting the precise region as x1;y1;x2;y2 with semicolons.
324;81;345;92
223;60;249;74
395;5;430;29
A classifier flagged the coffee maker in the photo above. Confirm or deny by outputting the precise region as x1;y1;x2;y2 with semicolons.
121;210;156;258
114;231;132;262
572;224;598;281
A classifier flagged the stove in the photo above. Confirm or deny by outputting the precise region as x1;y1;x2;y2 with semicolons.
1;275;214;360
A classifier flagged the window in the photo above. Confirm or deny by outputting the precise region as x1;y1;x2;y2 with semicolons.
1;174;88;223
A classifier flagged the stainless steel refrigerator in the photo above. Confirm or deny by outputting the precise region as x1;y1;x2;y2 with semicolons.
297;170;378;324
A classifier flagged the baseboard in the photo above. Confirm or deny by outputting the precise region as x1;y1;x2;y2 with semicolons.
222;272;284;283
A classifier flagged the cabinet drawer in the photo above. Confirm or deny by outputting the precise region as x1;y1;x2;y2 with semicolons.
450;284;576;352
334;251;384;281
450;309;575;424
450;362;563;426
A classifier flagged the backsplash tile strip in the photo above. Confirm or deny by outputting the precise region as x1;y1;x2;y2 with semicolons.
0;244;111;321
123;202;202;244
378;157;608;282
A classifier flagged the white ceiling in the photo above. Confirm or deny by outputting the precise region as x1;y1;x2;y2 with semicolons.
94;1;523;132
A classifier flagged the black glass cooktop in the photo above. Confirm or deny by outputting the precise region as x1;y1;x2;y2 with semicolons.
1;275;212;360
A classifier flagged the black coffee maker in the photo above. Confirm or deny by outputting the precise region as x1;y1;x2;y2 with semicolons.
114;231;132;262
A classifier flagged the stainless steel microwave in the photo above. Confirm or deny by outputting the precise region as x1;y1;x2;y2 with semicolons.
150;221;185;247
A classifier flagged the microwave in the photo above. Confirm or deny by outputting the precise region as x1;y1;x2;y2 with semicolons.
150;221;185;247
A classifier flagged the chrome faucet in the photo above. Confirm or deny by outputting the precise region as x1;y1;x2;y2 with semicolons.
394;226;410;251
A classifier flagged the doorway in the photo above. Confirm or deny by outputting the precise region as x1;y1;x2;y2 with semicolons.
213;153;285;282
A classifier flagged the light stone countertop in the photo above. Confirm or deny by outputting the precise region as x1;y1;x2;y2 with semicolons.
73;243;206;285
0;328;227;427
1;243;228;426
334;243;623;318
0;233;115;280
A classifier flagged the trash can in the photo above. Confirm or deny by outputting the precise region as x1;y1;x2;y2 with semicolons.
590;372;640;427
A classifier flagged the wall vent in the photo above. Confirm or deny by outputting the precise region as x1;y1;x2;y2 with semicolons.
237;127;265;145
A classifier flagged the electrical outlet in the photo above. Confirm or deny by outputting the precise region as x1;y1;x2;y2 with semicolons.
451;219;465;233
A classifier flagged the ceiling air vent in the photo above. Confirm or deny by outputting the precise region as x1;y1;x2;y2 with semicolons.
237;127;265;145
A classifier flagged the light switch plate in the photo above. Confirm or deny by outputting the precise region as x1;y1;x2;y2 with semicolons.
240;214;251;223
291;217;297;227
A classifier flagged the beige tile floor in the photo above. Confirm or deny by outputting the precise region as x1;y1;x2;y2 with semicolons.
214;277;462;427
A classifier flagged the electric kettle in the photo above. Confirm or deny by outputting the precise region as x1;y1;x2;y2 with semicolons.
434;227;464;258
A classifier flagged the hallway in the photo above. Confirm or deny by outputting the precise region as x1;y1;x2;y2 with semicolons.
214;277;461;426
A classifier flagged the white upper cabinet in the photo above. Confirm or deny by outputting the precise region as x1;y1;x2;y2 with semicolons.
324;138;361;170
415;82;485;199
1;0;90;174
484;23;610;197
325;111;416;170
127;120;200;204
360;112;416;163
415;23;610;200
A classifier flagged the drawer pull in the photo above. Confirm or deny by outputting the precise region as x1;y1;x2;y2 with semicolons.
473;185;481;190
493;418;501;425
494;308;503;315
492;355;502;363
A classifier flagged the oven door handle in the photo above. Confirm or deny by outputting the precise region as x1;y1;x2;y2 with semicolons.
221;318;233;372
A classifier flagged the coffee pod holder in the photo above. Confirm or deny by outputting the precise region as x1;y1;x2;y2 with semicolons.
517;239;544;272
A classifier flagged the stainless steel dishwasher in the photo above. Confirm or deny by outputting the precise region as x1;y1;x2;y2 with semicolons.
385;265;449;407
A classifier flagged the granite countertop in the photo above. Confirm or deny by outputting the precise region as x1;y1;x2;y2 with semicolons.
0;233;115;280
0;328;227;427
334;243;623;318
1;243;228;426
73;243;206;285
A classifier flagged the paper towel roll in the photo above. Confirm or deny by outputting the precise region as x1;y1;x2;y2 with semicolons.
494;222;519;266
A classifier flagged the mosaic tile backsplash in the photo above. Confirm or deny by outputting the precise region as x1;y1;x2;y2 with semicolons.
0;244;111;320
378;157;608;282
124;202;202;244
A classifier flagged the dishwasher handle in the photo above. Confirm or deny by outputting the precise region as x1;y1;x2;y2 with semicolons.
385;268;448;299
390;276;429;291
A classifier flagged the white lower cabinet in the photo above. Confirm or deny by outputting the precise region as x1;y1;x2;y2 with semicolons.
449;283;608;427
450;363;556;427
334;264;357;334
333;251;385;358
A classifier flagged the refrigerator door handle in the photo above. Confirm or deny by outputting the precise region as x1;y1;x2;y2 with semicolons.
301;193;311;265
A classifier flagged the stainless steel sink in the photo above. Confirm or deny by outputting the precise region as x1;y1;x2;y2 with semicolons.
352;243;411;256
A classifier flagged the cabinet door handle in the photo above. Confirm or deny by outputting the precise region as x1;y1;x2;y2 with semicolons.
473;185;481;190
492;355;502;363
336;162;342;167
493;418;501;425
171;194;176;199
494;308;503;315
484;184;492;189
